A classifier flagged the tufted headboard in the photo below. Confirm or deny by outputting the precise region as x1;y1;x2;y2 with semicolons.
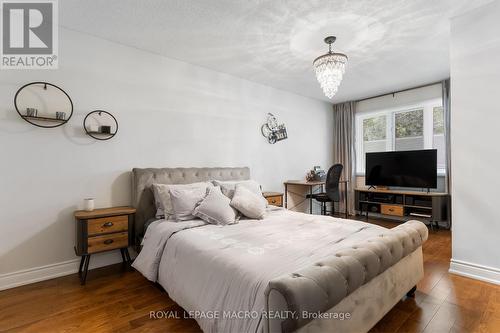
131;167;250;240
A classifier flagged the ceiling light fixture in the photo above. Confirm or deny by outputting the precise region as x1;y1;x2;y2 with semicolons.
313;36;348;99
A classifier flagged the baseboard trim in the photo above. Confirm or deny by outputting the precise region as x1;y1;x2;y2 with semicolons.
0;252;129;291
449;259;500;286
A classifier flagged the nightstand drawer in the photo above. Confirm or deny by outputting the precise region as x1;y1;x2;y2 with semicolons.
87;232;129;253
88;215;128;236
266;195;282;207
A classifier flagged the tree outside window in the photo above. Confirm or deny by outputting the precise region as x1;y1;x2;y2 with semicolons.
395;109;424;151
396;109;423;138
363;115;386;141
433;107;444;135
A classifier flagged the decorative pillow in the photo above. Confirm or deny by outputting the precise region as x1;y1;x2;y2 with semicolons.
212;180;262;199
152;182;210;219
230;184;267;219
193;186;238;225
169;184;213;221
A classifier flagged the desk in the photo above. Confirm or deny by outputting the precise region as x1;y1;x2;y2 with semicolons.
284;180;349;218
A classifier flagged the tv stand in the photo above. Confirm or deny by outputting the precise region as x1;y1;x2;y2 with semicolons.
367;185;376;190
355;188;449;229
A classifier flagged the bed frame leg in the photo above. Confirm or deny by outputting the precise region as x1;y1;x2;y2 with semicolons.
406;286;417;297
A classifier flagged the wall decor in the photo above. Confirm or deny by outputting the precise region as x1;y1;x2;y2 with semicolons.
261;113;288;144
14;82;73;128
83;110;118;141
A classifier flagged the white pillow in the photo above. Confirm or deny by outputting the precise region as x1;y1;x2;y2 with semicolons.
152;182;211;219
169;184;213;221
230;184;267;219
212;180;262;199
194;186;239;225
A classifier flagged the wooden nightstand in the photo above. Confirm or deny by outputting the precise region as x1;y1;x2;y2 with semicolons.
74;206;136;285
263;192;284;207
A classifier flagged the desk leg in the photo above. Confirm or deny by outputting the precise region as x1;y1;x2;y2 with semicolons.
284;184;288;209
309;186;313;214
344;182;348;219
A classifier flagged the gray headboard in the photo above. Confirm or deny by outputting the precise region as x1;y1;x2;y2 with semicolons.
131;167;250;240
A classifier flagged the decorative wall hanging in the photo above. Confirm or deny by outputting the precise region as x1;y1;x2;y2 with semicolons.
313;36;348;99
14;82;73;128
261;113;288;144
83;110;118;141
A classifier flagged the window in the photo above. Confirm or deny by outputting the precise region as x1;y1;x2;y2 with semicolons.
356;98;446;175
395;109;424;151
433;106;444;134
433;106;446;169
363;115;387;153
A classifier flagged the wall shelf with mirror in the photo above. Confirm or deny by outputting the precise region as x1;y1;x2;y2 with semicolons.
14;82;73;128
83;110;118;141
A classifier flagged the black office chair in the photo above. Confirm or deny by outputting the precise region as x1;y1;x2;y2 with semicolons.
307;164;343;216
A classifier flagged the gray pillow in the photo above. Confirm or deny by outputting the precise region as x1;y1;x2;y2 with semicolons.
193;186;238;225
152;182;210;219
212;179;262;199
230;184;267;219
169;184;212;221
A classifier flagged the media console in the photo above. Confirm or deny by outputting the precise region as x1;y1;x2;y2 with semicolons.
355;188;449;229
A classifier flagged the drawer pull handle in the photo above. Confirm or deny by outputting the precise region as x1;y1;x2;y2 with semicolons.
104;239;114;245
389;208;394;212
103;222;114;227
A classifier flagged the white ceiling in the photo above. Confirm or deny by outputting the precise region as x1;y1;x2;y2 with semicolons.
60;0;491;102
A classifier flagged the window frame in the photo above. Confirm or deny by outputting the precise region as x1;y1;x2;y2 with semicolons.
355;98;445;176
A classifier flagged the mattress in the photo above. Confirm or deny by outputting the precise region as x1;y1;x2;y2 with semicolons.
133;208;389;333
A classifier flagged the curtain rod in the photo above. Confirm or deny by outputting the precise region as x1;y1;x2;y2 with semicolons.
355;80;444;103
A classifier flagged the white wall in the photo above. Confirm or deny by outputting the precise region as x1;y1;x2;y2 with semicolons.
0;28;333;288
449;0;500;285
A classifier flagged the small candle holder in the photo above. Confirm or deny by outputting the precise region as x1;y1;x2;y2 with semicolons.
83;198;94;211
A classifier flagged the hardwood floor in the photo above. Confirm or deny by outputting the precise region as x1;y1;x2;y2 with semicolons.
1;218;499;333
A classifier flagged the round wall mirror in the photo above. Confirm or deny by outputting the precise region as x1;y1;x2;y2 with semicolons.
14;82;73;128
83;110;118;141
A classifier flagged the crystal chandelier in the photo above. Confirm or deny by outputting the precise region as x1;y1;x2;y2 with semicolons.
313;36;348;99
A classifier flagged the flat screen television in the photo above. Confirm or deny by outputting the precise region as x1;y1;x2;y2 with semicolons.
365;149;437;188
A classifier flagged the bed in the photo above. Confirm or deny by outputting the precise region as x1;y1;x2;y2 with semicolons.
131;167;428;333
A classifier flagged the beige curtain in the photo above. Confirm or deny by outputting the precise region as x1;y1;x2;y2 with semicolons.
333;101;356;215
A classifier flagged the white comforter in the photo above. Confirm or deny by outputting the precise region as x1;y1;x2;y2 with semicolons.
133;208;387;333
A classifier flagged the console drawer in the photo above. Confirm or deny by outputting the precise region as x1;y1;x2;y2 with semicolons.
381;204;404;216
